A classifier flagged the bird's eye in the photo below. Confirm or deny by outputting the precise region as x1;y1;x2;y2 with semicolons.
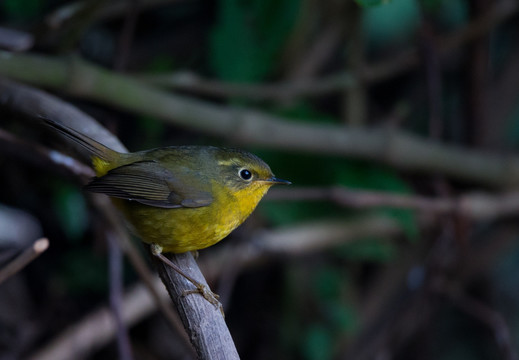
239;168;253;181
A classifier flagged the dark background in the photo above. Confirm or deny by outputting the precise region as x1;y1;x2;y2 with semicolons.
1;0;519;359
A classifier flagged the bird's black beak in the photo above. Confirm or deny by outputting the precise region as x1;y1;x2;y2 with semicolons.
268;177;291;185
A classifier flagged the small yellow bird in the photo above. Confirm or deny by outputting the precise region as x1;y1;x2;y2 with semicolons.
46;119;289;305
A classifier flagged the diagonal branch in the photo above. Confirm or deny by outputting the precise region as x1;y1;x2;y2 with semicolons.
0;238;49;284
1;58;519;187
267;186;519;221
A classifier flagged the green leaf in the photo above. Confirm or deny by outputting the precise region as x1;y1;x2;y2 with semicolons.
59;248;108;295
210;0;299;82
2;0;43;20
53;182;88;241
146;55;176;73
363;0;420;48
324;302;359;333
302;325;333;360
337;237;397;262
313;266;345;300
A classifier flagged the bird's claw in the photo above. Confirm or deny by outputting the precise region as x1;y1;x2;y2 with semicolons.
181;283;224;316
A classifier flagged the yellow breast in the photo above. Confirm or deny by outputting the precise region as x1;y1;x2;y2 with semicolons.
117;180;272;253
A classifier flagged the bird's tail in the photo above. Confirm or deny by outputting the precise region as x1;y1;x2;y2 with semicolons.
44;118;120;174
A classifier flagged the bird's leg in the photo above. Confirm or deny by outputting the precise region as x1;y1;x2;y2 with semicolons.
150;244;223;314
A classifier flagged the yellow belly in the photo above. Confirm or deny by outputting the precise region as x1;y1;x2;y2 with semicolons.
119;201;241;253
115;183;270;253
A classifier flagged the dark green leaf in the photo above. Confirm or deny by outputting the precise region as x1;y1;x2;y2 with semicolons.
302;325;333;360
210;0;299;82
53;183;88;241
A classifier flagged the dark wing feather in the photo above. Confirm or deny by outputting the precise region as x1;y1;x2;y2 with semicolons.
85;161;213;209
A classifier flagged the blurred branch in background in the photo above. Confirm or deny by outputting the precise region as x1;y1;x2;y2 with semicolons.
27;280;167;360
0;27;33;51
268;186;519;221
27;213;406;360
45;0;184;28
2;57;519;187
0;238;48;284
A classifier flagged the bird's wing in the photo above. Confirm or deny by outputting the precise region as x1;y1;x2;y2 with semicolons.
84;160;213;208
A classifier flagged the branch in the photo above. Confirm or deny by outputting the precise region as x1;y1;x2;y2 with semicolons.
153;254;239;360
267;186;519;221
1;59;519;188
0;79;237;358
0;238;49;284
28;279;172;360
438;287;519;360
201;215;408;284
29;213;408;360
0;127;94;179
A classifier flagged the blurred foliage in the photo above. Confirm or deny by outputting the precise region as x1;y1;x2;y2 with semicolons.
363;0;420;48
1;0;519;360
52;181;89;241
1;0;44;20
58;247;108;295
210;0;299;82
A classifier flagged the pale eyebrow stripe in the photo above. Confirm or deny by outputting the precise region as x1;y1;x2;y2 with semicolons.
217;159;239;166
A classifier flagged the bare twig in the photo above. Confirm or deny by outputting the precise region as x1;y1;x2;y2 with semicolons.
343;3;366;126
91;195;193;354
438;287;519;360
0;27;34;51
0;127;95;179
27;279;176;360
201;215;408;283
140;70;357;101
0;238;49;284
419;20;443;139
45;0;184;28
268;186;519;221
463;0;492;146
107;231;134;360
286;17;343;81
114;0;139;71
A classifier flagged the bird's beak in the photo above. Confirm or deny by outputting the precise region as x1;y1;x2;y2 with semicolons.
267;177;291;185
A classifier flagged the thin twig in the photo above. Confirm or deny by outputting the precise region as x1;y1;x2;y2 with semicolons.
45;0;183;27
91;195;193;354
0;127;94;179
438;287;519;360
114;0;139;71
267;186;519;221
107;231;134;360
0;27;34;51
0;238;49;284
343;3;366;126
27;278;181;360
